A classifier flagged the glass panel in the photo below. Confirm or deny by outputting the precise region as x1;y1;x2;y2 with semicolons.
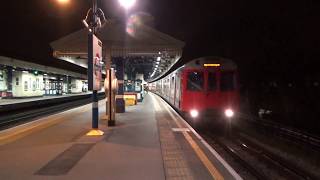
24;81;28;91
220;72;235;91
187;71;204;91
208;72;217;91
33;81;36;91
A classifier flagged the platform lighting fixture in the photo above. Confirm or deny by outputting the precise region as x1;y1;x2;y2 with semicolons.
157;57;161;61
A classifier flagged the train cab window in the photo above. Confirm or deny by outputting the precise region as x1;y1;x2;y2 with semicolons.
208;72;217;91
220;72;235;91
187;71;204;91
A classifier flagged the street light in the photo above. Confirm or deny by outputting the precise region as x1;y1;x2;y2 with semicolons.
118;0;136;9
87;0;135;132
55;0;136;135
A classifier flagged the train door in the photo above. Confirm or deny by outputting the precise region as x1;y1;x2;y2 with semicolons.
175;73;181;108
165;78;170;99
170;75;175;105
182;69;206;112
205;69;220;109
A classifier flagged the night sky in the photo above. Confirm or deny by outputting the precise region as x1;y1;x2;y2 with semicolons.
0;0;319;82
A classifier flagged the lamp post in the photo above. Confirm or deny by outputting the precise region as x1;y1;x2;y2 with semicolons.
56;0;135;135
89;0;100;134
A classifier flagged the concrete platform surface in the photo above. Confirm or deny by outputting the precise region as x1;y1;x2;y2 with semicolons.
0;93;242;180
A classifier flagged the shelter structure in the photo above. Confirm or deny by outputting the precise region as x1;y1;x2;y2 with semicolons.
51;18;184;113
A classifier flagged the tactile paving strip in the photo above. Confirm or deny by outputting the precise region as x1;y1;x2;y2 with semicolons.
156;111;194;180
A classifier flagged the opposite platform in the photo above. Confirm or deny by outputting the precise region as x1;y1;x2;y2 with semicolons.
0;93;241;180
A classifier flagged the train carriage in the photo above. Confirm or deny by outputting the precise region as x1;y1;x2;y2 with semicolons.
151;56;239;126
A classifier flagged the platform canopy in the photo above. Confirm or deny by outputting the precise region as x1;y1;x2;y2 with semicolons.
50;19;184;81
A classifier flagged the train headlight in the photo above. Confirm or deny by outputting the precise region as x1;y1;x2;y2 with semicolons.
225;109;234;118
190;109;199;118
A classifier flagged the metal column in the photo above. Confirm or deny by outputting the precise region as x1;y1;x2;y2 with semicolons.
115;58;125;113
91;0;99;129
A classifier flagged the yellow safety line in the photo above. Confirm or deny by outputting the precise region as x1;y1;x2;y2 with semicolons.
181;131;224;180
153;94;224;180
0;103;93;145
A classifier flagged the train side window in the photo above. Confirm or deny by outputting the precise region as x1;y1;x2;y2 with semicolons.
187;71;204;91
208;72;217;91
220;72;235;91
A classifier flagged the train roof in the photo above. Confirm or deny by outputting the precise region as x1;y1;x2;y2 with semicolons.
183;56;237;70
149;56;237;83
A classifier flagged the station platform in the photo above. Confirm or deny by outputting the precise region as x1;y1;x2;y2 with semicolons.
0;93;242;180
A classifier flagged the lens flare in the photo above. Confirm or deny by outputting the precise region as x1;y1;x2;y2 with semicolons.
126;14;141;37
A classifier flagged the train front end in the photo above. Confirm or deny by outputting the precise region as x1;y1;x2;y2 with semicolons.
180;58;239;127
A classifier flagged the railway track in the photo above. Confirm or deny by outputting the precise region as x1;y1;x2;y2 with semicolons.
237;134;318;179
202;132;317;180
239;113;320;152
0;94;105;130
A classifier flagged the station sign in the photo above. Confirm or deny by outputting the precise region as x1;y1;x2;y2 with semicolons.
88;34;103;91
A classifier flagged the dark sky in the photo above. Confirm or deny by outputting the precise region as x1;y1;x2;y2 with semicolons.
0;0;319;83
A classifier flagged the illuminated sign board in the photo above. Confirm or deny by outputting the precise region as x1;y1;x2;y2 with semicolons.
203;63;220;67
88;34;102;91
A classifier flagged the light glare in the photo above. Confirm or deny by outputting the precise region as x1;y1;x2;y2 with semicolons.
225;109;234;118
57;0;70;4
190;109;199;118
119;0;136;9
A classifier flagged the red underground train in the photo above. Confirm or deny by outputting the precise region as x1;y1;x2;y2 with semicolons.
150;56;240;126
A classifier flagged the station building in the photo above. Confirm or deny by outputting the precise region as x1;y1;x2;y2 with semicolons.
0;56;89;98
51;16;185;112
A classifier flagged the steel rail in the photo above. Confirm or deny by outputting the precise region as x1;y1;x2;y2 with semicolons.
239;113;320;152
0;94;105;130
237;135;318;180
202;132;268;180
